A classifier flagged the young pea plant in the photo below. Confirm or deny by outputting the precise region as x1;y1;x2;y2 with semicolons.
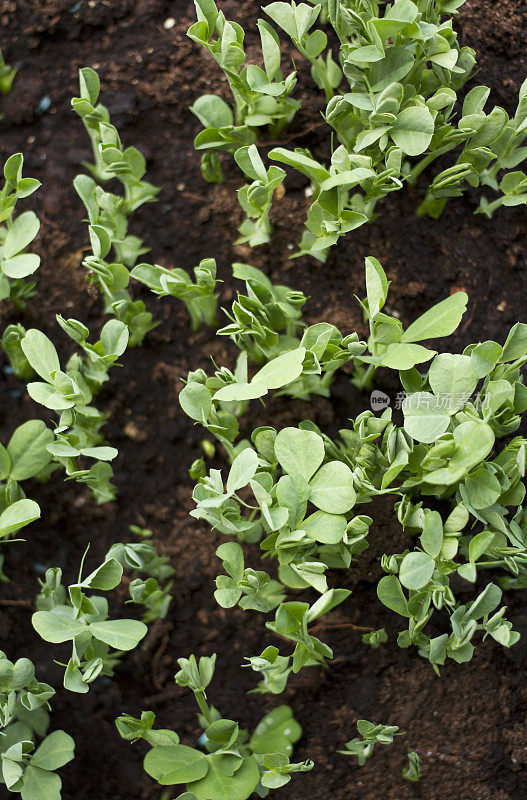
131;257;218;332
72;68;159;207
188;0;344;247
72;68;159;346
361;628;387;648
413;82;518;219
117;653;312;799
338;719;404;766
227;0;525;258
188;0;300;180
235;145;286;246
215;542;285;613
351;254;469;391
264;0;343;101
218;262;307;365
19;325;124;503
106;539;175;623
402;750;421;782
74;68;221;335
266;590;352;674
0;651;75;800
181;257;526;670
0;420;47;555
243;647;293;695
476;78;527;217
32;550;148;694
0;49;18;97
0;154;41;307
2;324;34;380
257;0;475;256
180;314;364;456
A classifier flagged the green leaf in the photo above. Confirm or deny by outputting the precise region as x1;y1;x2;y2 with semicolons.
346;45;384;64
21;330;60;382
309;461;356;513
191;95;234;128
258;19;282;78
365;256;388;318
180;383;212;422
100;319;129;357
304;28;327;59
274;427;324;480
470;341;502;378
2;253;40;279
32;609;86;643
302;510;347;544
377;575;409;617
0;499;40;537
190;753;260;800
428;353;478;411
0;444;10;479
214;349;306;403
399;552;435;590
264;2;298;39
370;47;414;92
250;705;302;754
499;322;527;362
424;421;495;486
402;292;468;343
465;583;501;621
31;731;75;771
88;619;147;650
390;106;434;156
216;542;244;581
420;511;443;558
81;558;123;590
213;382;267;403
80;446;118;461
64;660;89;693
144;744;209;785
235;145;268;182
21;765;62;800
269;148;330;185
227;448;259;493
464;468;502;509
468;530;495;562
4;211;40;258
27;382;74;411
380;343;435;370
252;347;306;390
402;392;451;443
78;66;100;104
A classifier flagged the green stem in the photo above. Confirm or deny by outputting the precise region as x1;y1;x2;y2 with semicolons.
406;144;457;187
353;363;376;392
195;690;214;725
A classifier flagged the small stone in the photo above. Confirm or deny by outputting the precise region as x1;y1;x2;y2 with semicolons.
163;17;176;29
124;421;148;442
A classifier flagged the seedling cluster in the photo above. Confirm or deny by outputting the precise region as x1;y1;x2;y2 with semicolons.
0;2;525;798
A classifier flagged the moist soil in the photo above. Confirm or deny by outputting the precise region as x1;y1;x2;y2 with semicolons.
0;1;526;799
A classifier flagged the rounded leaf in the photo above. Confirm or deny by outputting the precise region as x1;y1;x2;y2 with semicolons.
390;106;434;156
274;427;324;481
144;745;209;785
399;552;435;590
302;510;347;544
0;499;41;537
309;461;356;513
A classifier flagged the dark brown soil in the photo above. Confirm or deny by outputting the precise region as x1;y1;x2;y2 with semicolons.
0;2;526;799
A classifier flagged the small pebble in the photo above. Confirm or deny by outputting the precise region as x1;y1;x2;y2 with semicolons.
163;17;176;30
38;95;51;113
